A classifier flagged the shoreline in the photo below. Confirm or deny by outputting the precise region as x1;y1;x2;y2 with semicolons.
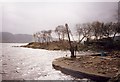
20;42;120;82
52;56;120;82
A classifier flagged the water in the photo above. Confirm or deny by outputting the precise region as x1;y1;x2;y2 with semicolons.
1;43;94;82
1;43;76;80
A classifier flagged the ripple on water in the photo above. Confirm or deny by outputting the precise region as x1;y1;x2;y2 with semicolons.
2;43;89;81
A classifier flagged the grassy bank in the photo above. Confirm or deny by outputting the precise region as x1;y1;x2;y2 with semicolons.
21;41;70;50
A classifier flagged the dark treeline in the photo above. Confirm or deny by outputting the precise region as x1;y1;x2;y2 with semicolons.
33;21;120;43
76;21;120;42
33;25;70;43
25;21;120;58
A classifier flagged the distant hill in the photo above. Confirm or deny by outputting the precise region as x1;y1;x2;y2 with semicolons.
0;32;33;43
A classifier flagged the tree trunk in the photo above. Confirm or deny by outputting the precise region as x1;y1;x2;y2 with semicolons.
65;23;76;58
113;32;117;41
79;36;85;43
58;34;60;41
78;33;80;42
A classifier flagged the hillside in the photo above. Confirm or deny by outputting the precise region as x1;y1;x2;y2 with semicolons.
0;32;33;43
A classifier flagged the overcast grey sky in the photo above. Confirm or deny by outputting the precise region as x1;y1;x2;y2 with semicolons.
0;1;118;34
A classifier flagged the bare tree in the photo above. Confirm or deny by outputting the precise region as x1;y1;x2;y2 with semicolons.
46;30;52;42
34;30;53;43
76;24;82;42
112;22;120;39
91;21;103;40
76;23;92;43
102;22;113;38
55;26;61;41
55;25;67;41
65;23;76;58
33;33;37;42
35;32;41;42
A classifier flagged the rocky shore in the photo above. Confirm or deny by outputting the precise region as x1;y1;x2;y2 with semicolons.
52;55;120;82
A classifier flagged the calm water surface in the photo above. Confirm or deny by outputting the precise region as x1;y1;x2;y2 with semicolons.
1;43;74;80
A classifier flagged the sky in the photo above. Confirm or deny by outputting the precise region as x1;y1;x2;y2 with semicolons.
0;0;119;34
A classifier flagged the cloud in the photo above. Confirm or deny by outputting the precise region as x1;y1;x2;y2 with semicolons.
1;2;118;34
